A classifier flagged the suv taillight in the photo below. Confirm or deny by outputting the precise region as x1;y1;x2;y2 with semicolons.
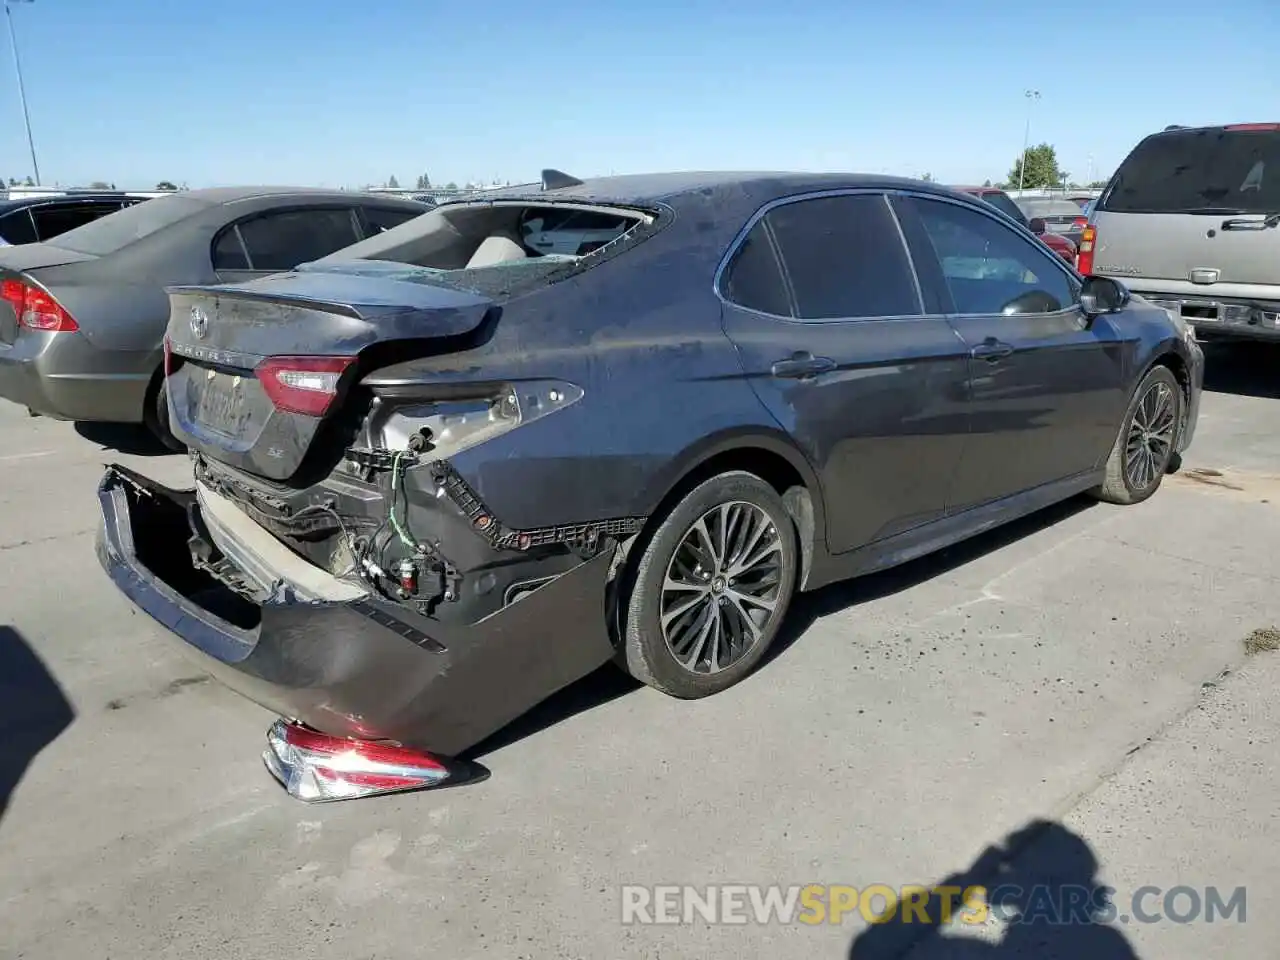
1077;225;1097;275
1;278;79;332
256;355;355;417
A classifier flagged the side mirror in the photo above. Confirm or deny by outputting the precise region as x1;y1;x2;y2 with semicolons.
1079;275;1131;318
1028;217;1047;234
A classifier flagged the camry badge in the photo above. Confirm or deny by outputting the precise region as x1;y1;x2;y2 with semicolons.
190;305;209;340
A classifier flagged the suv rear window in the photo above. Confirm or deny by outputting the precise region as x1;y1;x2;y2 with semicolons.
1101;127;1280;214
48;194;207;255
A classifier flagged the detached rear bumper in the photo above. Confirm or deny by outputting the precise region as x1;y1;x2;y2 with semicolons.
94;465;618;756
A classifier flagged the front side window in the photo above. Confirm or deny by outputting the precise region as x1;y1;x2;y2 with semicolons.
234;208;362;272
763;194;921;320
0;208;36;245
910;198;1076;316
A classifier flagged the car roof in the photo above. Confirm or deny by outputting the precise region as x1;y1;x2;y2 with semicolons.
950;185;1005;194
176;186;428;208
440;171;974;211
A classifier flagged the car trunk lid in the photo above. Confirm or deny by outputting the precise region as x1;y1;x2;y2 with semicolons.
0;244;97;344
165;262;496;481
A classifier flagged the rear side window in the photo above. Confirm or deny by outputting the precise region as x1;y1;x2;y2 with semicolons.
212;227;250;270
48;194;207;255
721;221;791;316
978;191;1026;224
362;205;422;236
1103;127;1280;214
764;194;921;320
0;208;36;245
234;208;362;271
31;202;122;241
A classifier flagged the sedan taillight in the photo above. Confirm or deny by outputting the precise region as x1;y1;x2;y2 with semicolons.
1;278;79;332
256;355;355;417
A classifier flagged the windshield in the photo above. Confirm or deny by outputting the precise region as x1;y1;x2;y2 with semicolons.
1019;199;1085;217
1101;127;1280;214
48;194;208;255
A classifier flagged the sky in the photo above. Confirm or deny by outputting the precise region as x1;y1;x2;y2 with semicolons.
0;0;1275;190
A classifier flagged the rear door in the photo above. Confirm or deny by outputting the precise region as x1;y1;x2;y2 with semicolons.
718;191;971;556
1092;126;1280;301
895;193;1128;511
211;207;364;282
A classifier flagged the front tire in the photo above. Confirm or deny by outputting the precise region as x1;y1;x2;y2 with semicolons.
1092;365;1181;505
620;471;798;698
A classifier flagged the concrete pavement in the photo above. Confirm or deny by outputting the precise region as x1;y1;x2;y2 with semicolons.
1;342;1277;960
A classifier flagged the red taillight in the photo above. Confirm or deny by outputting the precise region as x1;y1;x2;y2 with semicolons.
264;720;453;802
1225;123;1280;131
1072;216;1088;229
255;355;354;417
1;278;78;332
1077;225;1097;275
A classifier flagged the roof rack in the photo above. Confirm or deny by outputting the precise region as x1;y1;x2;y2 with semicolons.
541;169;584;190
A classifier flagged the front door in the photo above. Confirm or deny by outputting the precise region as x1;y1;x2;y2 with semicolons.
719;192;971;556
892;194;1130;512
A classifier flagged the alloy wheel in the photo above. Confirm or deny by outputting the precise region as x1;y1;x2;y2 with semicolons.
659;501;784;674
1124;380;1177;492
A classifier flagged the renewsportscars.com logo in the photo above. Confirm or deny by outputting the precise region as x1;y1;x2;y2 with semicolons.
620;884;1247;927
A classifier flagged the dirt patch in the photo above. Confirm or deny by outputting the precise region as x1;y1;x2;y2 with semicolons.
1244;627;1280;656
1169;466;1280;501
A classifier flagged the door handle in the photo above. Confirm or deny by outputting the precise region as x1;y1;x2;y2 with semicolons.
970;338;1014;362
770;352;837;379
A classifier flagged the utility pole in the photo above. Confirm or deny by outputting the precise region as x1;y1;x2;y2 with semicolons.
4;0;39;185
1017;89;1041;194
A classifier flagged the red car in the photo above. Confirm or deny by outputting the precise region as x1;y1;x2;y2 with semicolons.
951;186;1078;266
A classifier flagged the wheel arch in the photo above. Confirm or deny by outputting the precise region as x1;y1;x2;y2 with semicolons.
632;428;827;591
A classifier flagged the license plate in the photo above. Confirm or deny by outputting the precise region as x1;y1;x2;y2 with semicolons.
195;371;250;437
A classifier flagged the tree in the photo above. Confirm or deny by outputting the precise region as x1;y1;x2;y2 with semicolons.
7;178;15;187
415;173;431;190
919;172;935;182
445;181;458;190
23;176;34;187
388;175;400;189
1088;179;1109;188
1007;143;1065;190
982;179;993;188
155;181;177;191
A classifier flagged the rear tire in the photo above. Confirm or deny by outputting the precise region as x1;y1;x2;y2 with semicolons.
143;373;185;453
1092;365;1181;505
620;471;798;699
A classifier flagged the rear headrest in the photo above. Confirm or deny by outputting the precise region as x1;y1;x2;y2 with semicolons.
466;234;527;269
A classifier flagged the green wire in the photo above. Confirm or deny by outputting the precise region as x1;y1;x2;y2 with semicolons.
389;449;418;551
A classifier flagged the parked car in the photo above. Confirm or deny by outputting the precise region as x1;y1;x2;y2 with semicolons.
0;187;430;447
1084;122;1280;342
0;192;146;246
1015;197;1089;248
952;186;1077;264
96;172;1203;801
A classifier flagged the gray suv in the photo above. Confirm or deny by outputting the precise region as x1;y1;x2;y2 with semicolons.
1084;123;1280;341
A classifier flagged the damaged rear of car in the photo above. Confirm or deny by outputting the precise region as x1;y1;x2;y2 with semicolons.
96;184;730;796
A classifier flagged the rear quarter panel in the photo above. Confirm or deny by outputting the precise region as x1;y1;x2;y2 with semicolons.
381;193;792;531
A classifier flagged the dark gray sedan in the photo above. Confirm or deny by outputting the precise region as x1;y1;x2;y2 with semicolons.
96;173;1204;801
0;187;429;446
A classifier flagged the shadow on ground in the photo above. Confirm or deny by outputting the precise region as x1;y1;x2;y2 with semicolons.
73;421;176;457
0;626;74;826
765;493;1096;667
1202;340;1280;400
848;820;1138;959
468;494;1096;758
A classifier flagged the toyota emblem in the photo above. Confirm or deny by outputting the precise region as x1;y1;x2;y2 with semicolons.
189;305;209;340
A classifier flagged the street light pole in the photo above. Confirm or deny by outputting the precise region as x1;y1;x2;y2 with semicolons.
1017;89;1040;194
4;0;40;186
